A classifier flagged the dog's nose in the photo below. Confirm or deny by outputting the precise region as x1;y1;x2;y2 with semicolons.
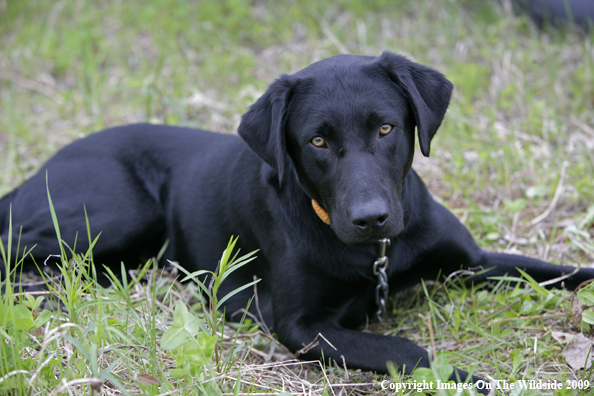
351;202;389;233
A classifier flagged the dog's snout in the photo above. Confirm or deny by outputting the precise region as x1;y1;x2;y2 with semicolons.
351;202;389;234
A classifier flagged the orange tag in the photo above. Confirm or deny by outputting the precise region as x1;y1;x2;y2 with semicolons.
311;200;330;225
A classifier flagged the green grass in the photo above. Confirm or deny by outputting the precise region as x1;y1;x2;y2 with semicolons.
1;0;594;395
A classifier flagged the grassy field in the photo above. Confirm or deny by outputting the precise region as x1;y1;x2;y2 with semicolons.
1;0;594;395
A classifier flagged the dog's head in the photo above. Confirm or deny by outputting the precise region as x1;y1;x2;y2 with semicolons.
238;52;453;244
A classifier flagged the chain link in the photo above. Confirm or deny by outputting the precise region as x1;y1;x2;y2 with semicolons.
373;238;391;321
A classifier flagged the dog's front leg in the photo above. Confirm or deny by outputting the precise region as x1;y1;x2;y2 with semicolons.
274;317;486;391
278;319;430;374
469;251;594;290
415;195;594;291
269;269;484;391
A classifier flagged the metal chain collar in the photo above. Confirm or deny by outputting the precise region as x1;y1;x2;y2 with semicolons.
373;238;391;321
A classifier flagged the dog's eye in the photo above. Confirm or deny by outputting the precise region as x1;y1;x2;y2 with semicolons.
379;124;393;136
311;136;326;148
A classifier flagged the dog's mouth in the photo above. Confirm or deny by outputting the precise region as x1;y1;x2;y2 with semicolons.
339;232;400;245
312;199;404;244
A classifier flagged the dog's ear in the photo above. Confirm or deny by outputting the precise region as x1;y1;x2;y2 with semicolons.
238;75;294;187
378;52;453;157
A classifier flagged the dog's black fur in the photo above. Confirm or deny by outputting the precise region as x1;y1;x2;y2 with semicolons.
1;52;592;387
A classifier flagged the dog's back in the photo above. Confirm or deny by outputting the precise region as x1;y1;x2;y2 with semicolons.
0;124;252;279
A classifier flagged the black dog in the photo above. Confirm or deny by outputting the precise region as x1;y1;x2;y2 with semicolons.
1;52;591;386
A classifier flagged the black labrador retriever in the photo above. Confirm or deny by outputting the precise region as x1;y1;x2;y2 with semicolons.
1;52;591;388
